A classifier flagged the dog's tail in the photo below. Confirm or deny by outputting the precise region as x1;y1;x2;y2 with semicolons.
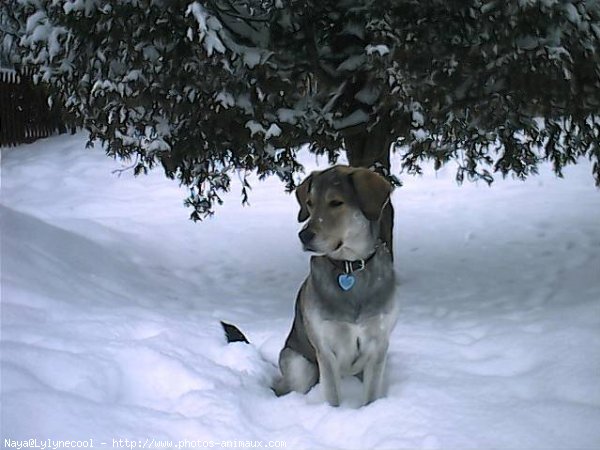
220;321;250;344
221;321;289;396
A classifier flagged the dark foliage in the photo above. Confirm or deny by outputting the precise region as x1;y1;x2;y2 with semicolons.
3;0;598;218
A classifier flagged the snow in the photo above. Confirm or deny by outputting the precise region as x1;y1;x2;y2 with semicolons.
354;86;380;106
242;48;262;69
245;120;265;137
63;0;85;15
366;44;390;56
277;108;302;125
244;122;281;140
265;124;282;140
410;128;429;142
186;2;226;56
411;105;425;127
2;133;600;448
516;35;540;50
21;9;66;61
336;55;366;72
333;109;369;130
215;91;235;109
564;3;581;26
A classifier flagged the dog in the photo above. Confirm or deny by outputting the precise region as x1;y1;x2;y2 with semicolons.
223;165;397;407
273;165;398;407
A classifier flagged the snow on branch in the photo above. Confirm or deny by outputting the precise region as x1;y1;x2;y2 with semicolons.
186;2;226;56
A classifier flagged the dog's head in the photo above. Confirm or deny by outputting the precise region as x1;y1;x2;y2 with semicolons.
295;165;392;260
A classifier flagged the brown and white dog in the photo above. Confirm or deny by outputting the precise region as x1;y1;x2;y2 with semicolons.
272;166;398;406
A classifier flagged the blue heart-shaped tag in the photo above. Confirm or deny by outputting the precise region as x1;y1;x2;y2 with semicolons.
338;273;356;291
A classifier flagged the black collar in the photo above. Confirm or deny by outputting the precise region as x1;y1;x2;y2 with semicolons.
327;242;383;274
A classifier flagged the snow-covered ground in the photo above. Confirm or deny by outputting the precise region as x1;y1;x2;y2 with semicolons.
2;133;600;449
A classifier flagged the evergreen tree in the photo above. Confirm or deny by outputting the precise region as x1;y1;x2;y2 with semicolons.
3;0;599;245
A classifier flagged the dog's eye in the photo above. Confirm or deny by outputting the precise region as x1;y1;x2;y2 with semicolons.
306;200;313;208
329;200;344;207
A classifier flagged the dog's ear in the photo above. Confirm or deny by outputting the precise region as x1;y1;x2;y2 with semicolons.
295;172;315;222
350;168;392;221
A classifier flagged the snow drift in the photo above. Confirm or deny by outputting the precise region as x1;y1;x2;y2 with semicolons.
2;134;600;448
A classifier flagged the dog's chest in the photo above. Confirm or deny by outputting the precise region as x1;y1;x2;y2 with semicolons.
302;250;397;373
309;309;398;375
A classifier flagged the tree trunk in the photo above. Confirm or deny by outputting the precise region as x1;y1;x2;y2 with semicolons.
343;120;395;258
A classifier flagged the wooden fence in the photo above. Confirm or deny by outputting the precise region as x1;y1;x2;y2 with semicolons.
0;67;67;147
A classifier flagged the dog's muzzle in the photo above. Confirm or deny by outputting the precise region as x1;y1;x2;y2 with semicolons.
298;228;315;249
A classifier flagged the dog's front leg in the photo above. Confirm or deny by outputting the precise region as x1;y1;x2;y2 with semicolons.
317;350;341;406
362;345;388;405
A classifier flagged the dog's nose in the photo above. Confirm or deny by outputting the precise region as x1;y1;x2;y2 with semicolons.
298;228;315;245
